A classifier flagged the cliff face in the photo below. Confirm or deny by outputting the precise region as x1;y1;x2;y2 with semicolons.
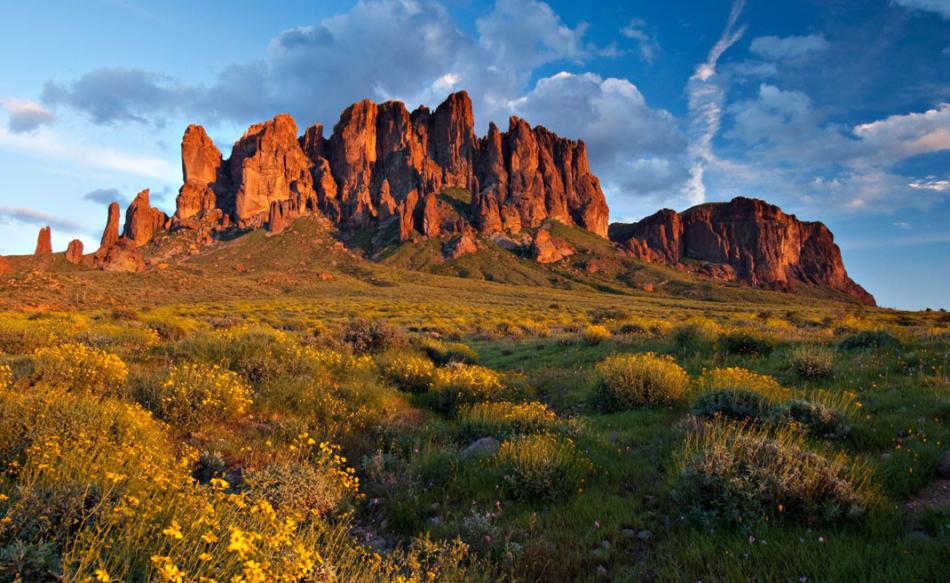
168;90;608;240
609;197;875;305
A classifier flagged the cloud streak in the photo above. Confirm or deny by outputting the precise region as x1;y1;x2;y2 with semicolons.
1;99;55;133
685;0;747;204
0;206;90;234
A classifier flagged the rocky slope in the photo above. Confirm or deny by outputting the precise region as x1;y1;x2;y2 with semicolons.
609;197;875;305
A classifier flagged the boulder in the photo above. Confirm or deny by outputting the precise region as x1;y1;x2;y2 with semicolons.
34;226;52;256
533;225;575;264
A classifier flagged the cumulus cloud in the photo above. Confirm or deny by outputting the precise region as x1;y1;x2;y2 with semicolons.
620;19;660;63
685;0;747;204
714;86;950;212
749;34;830;60
892;0;950;19
1;99;55;133
82;188;128;206
510;71;687;203
0;207;89;233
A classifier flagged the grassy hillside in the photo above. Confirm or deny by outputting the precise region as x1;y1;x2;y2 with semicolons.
0;215;946;581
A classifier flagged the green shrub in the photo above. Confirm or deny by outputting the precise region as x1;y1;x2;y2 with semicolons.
428;364;507;412
457;401;560;440
839;330;900;351
180;325;313;384
157;362;252;427
720;331;774;355
583;324;611;345
672;318;720;349
496;434;590;501
786;344;836;379
420;338;479;365
342;318;406;353
672;422;869;526
33;343;128;396
246;458;355;517
587;307;630;324
595;353;689;410
771;398;852;439
380;352;437;393
691;390;775;421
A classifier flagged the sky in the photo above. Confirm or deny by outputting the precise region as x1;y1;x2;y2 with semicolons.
0;0;948;310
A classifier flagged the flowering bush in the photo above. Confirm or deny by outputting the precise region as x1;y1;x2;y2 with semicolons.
457;401;560;440
672;421;869;525
583;324;612;346
595;353;689;410
0;364;11;391
157;362;253;427
672;318;720;349
420;338;479;364
428;364;507;412
693;367;789;402
34;343;128;396
497;434;591;501
381;352;437;393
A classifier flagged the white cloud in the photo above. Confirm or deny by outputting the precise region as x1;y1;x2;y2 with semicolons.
0;125;175;181
685;0;747;204
909;177;950;191
1;99;55;133
892;0;950;19
853;103;950;160
749;34;830;60
509;71;687;206
620;19;660;63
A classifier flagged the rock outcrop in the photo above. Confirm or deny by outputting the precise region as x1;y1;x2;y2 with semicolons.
0;256;11;274
532;224;575;264
34;226;52;256
123;189;168;247
65;239;84;264
609;197;875;305
170;91;609;242
175;125;225;223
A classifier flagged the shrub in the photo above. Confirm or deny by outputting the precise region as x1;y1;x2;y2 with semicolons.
428;364;507;412
720;331;774;355
595;353;689;410
786;344;836;379
588;307;630;324
771;398;852;439
342;318;406;352
672;422;869;526
246;440;359;517
672;318;721;349
381;352;436;393
0;364;11;391
420;338;479;365
839;330;900;351
583;324;612;345
617;318;672;337
33;343;128;396
694;367;789;402
496;434;590;501
457;401;560;440
157;362;252;427
691;390;775;421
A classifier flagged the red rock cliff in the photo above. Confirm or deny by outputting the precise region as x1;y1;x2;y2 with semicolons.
609;197;875;305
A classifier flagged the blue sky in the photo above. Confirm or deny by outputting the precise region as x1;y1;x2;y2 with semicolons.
0;0;947;309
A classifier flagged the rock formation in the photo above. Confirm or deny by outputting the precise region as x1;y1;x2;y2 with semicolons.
0;256;11;274
532;224;575;264
65;239;84;264
175;125;225;224
123;189;168;247
609;197;875;305
34;226;52;256
171;91;609;242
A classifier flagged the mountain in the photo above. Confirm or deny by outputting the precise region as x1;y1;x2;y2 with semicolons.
609;197;875;305
3;90;874;306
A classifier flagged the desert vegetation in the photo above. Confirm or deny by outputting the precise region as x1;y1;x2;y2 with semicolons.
0;291;946;582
